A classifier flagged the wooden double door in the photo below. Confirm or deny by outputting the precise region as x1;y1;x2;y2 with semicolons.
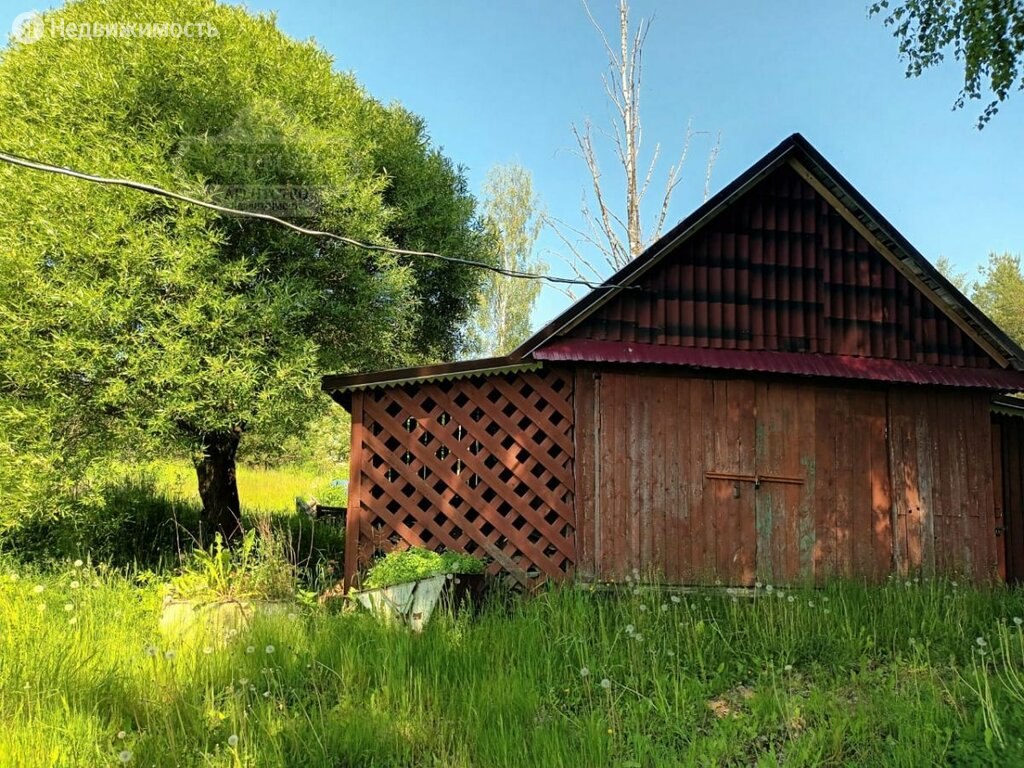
574;370;892;586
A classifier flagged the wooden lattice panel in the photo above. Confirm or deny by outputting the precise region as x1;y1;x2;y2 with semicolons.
344;367;576;588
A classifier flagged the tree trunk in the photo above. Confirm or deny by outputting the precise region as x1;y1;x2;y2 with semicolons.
195;429;243;542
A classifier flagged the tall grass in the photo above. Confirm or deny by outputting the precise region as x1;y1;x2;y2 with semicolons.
2;567;1024;766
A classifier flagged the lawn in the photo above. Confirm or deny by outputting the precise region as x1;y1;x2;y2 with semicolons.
2;565;1024;767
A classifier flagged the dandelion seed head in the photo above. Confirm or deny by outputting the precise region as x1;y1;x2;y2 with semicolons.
262;690;271;698
73;559;83;568
164;650;176;660
634;633;643;643
32;585;44;594
600;678;612;689
228;734;239;747
264;645;275;655
238;678;248;686
625;624;635;634
70;580;80;590
246;646;255;654
579;667;590;678
787;595;795;603
117;730;126;740
976;637;987;648
765;584;774;593
638;604;647;612
68;616;77;625
784;664;793;672
660;603;668;612
807;601;815;608
64;602;74;612
144;645;157;657
203;646;214;655
118;750;132;763
1014;617;1023;627
670;595;681;604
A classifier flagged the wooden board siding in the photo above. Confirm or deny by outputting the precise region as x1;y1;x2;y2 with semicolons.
888;389;998;583
343;367;576;590
575;369;997;585
568;164;994;369
993;414;1024;583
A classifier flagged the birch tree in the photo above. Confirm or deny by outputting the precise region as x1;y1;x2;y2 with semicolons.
468;164;545;356
552;0;720;288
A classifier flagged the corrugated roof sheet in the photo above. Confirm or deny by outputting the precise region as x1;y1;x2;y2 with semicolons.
534;339;1024;390
322;359;542;394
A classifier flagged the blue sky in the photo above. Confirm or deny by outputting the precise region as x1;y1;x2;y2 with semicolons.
5;1;1024;328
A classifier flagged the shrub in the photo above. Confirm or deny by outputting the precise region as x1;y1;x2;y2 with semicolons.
169;527;296;602
363;547;485;589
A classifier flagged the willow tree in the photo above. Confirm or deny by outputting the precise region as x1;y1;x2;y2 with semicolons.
0;0;489;539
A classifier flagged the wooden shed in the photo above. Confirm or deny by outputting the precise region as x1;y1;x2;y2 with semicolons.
324;134;1024;590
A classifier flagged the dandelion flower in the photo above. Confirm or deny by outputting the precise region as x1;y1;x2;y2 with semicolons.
600;678;612;689
265;645;275;655
118;750;132;763
580;666;590;677
246;646;255;654
164;650;176;660
228;734;239;747
70;581;80;590
33;585;44;594
73;559;83;568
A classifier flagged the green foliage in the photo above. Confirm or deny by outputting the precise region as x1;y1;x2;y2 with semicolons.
363;546;485;589
935;255;971;294
4;574;1024;765
935;252;1024;348
871;1;1024;126
466;163;545;357
973;252;1024;346
169;529;295;601
0;0;489;535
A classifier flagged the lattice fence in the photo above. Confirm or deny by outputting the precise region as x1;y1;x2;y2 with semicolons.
344;367;577;589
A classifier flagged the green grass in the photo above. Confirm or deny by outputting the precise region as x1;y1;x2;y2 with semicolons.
150;460;341;514
3;566;1024;767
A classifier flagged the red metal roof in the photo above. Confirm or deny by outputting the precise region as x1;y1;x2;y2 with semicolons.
534;339;1024;390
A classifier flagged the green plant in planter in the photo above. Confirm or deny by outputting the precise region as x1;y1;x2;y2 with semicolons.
362;547;485;589
169;530;296;602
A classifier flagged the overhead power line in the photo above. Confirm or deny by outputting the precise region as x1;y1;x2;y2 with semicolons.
0;149;626;291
